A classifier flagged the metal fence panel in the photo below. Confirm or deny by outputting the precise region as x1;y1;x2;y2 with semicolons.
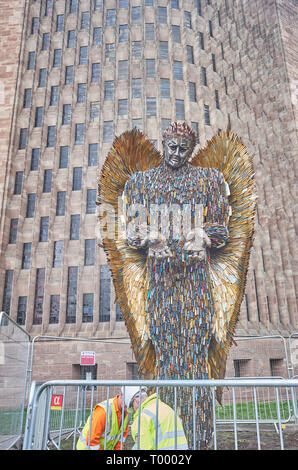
0;312;30;449
23;378;298;451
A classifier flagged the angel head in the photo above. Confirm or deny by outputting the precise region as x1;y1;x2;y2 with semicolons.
162;121;197;169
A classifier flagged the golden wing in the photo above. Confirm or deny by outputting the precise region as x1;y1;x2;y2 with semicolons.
191;131;257;387
98;129;162;378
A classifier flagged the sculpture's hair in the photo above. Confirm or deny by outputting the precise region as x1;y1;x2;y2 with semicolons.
162;121;197;148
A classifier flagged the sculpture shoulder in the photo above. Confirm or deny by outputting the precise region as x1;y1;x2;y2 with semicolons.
189;165;225;182
125;167;159;187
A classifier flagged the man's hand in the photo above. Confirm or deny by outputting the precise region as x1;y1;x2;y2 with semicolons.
141;231;172;259
183;228;211;260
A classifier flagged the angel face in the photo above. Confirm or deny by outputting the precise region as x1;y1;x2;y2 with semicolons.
163;136;194;169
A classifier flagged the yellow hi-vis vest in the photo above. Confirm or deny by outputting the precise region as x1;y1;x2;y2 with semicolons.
131;393;188;450
76;398;129;450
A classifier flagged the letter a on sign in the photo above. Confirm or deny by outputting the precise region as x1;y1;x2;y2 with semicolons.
51;394;63;410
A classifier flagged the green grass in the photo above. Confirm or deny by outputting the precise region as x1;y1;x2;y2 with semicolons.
216;400;295;421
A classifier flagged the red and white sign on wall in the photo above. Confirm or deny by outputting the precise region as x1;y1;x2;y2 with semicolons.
51;394;63;410
80;351;96;366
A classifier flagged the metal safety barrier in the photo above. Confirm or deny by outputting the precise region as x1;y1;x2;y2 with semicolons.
23;378;298;451
0;312;30;450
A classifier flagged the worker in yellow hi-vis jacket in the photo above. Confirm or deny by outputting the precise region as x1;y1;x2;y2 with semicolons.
125;387;188;450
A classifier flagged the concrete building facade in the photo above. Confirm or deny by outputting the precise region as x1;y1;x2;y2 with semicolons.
0;0;297;382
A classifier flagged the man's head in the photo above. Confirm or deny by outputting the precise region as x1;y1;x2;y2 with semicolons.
121;386;148;413
162;122;197;169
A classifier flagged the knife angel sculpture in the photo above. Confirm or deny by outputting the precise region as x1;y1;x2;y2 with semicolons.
98;122;256;449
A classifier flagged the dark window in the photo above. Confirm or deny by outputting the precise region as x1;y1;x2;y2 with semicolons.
106;9;116;26
209;20;213;37
132;119;142;130
45;0;53;16
104;80;114;101
176;99;185;120
116;303;124;321
212;53;216;71
118;99;128;117
172;25;181;43
65;65;73;85
66;266;78;323
46;125;56;147
72;167;82;191
132;6;141;24
132;78;142;99
94;0;102;10
158;6;167;24
105;43;115;62
53;240;63;267
67;30;76;48
88;143;98;166
79;46;88;65
62;104;71;125
81;11;90;29
49;295;60;323
215;89;220;109
201;66;207;86
120;0;128;7
145;0;154;6
173;61;183;80
22;243;32;269
159;41;168;60
86;189;97;214
42;33;50;51
145;23;155;41
23;88;32;108
189;82;197;102
19;128;28;149
43;169;52;192
199;31;204;50
184;11;192;28
34;106;43;127
191;122;199;142
171;0;179;8
31;17;39;34
99;265;110;322
17;296;27;325
69;0;78;14
84;239;95;266
119;24;128;42
187;45;194;64
75;123;85;144
59;146;69;168
196;0;202;16
91;63;101;82
2;270;13;314
132;41;142;58
31;149;39;171
50;86;59;105
234;359;250;377
38;68;47;87
53;49;62;67
28;51;35;70
270;358;284;377
160;78;170;99
26;194;36;218
204;104;210;125
33;268;45;325
93;27;102;45
103;121;113;143
9;219;18;244
162;118;171;134
83;293;94;323
77;83;86;103
126;362;138;379
90;102;100;122
39;216;49;242
146;97;156;118
56;14;64;32
56;191;66;216
14;172;23;195
70;214;80;240
118;60;128;80
146;59;155;78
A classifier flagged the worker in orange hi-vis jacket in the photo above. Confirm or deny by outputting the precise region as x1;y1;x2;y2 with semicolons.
76;387;138;450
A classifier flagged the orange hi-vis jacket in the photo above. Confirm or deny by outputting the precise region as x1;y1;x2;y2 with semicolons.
76;395;129;450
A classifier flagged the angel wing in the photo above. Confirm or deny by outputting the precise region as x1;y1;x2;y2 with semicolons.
98;129;162;378
191;131;256;387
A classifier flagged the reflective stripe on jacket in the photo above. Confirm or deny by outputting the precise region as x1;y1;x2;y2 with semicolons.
76;397;129;450
131;393;188;450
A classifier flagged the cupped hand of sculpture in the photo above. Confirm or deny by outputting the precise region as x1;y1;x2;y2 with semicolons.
183;228;211;260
